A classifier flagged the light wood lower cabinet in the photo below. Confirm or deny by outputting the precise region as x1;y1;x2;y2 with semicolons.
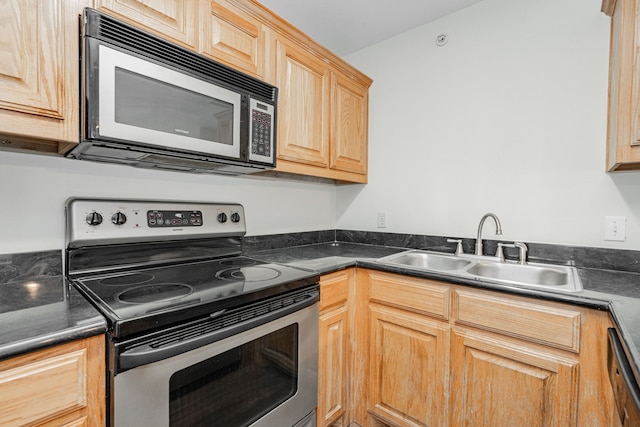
349;268;621;427
368;304;449;427
0;335;105;427
318;269;353;427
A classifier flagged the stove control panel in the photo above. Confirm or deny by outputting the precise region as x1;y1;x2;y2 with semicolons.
66;199;246;247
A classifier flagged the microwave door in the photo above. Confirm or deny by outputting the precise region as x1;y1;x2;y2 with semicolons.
97;44;241;159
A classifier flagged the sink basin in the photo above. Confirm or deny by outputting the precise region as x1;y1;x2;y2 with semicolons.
379;251;473;271
376;250;582;293
467;262;580;290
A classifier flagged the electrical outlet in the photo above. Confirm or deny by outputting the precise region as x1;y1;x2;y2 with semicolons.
605;216;626;241
377;212;387;228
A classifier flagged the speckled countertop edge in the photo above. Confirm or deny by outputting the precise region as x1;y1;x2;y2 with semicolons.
0;250;107;361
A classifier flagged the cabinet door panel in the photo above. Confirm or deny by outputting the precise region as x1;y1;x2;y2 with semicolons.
451;329;579;427
276;38;330;167
318;306;348;426
369;304;449;427
201;2;264;78
330;73;368;174
0;0;61;118
95;0;197;49
0;0;81;151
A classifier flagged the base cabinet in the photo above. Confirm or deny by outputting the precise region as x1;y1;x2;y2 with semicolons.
351;268;621;427
318;269;354;427
0;335;105;427
368;304;449;427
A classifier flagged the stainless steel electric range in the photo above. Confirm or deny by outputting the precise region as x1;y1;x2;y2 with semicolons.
65;198;319;427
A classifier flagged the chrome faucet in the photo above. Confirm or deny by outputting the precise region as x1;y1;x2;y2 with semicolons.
475;213;503;256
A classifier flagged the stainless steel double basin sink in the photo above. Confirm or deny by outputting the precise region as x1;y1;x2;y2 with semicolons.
376;250;582;293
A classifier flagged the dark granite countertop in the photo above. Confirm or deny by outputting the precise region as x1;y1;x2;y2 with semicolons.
247;241;640;386
0;252;106;361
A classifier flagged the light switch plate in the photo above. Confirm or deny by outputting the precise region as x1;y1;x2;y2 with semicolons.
605;216;626;241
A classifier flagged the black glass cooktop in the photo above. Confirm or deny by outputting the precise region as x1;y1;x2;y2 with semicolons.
70;256;319;338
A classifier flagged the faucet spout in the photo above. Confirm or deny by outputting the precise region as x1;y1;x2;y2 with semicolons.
475;213;503;256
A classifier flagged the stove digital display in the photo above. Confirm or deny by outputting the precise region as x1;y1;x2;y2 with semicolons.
147;210;203;227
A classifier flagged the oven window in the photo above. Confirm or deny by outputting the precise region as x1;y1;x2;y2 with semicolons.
169;324;299;426
114;67;234;145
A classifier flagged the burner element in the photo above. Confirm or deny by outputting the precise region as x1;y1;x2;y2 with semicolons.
100;273;155;286
216;266;281;282
117;284;193;304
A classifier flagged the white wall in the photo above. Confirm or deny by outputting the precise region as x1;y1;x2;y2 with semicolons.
3;0;638;255
0;151;336;254
337;0;640;250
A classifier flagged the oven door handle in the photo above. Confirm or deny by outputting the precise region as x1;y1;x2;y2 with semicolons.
118;289;319;372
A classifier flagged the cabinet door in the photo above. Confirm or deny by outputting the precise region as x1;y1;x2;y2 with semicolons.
95;0;198;49
200;1;266;79
603;0;640;170
318;305;349;427
0;0;81;152
275;37;331;168
330;73;368;175
368;304;449;427
450;329;579;427
0;335;105;427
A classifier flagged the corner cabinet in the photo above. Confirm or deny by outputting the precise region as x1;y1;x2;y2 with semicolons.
0;335;105;426
0;0;86;154
602;0;640;171
274;35;370;183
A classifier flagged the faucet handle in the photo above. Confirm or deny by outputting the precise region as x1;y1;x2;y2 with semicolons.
447;238;464;256
514;241;528;264
496;242;516;262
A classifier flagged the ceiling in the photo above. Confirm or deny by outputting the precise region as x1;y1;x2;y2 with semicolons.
256;0;486;56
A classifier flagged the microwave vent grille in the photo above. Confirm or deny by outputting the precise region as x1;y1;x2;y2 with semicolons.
86;8;276;102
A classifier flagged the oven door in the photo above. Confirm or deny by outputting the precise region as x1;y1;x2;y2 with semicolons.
85;39;242;159
113;298;318;427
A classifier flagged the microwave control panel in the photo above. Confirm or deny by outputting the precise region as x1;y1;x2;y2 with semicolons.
249;98;274;163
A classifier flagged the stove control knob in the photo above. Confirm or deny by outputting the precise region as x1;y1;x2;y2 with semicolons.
217;212;228;223
111;211;127;226
85;212;103;226
231;212;241;223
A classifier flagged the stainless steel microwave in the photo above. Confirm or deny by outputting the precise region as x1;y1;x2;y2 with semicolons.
68;8;277;175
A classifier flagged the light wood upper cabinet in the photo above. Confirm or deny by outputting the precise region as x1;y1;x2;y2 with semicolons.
602;0;640;171
273;38;371;183
0;335;105;427
200;1;266;79
0;0;371;184
330;72;368;176
94;0;198;49
275;37;331;169
0;0;84;153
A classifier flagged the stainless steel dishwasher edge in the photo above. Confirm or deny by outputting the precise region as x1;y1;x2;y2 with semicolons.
608;328;640;426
